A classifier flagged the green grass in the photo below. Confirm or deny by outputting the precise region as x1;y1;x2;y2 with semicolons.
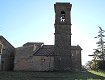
0;71;104;80
89;70;105;77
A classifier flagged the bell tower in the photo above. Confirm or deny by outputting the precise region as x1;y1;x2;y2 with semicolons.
54;2;72;71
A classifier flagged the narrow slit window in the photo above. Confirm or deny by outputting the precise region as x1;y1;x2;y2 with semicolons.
0;44;3;54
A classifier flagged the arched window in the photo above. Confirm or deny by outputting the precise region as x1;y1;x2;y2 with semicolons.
60;11;65;22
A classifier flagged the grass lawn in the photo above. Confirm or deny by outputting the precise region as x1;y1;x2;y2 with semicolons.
89;70;105;77
0;71;105;80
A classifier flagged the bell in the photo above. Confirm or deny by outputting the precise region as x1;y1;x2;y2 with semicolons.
61;15;65;19
60;15;65;22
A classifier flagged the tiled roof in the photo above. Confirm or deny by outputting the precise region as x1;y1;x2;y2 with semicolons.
34;45;54;56
34;45;82;56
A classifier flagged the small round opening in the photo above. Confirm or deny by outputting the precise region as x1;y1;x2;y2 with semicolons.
61;11;65;14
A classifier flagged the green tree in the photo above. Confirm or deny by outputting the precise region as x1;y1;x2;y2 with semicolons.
89;27;105;70
94;27;105;60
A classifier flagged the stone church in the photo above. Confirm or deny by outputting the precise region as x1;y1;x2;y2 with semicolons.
0;2;82;72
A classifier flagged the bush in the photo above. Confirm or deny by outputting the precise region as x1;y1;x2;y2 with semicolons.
98;60;105;70
90;62;96;70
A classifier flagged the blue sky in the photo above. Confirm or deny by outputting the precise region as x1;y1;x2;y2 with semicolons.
0;0;105;65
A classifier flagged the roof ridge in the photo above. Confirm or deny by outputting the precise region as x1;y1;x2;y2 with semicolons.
33;44;44;55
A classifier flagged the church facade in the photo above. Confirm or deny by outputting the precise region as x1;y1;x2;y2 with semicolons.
0;2;82;72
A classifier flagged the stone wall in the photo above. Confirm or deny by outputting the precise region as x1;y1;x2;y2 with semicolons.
14;55;54;71
0;36;15;71
14;45;54;71
33;56;54;71
14;45;34;71
54;55;72;71
71;49;82;72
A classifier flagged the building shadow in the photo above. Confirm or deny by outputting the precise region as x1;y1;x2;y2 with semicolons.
0;71;104;80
